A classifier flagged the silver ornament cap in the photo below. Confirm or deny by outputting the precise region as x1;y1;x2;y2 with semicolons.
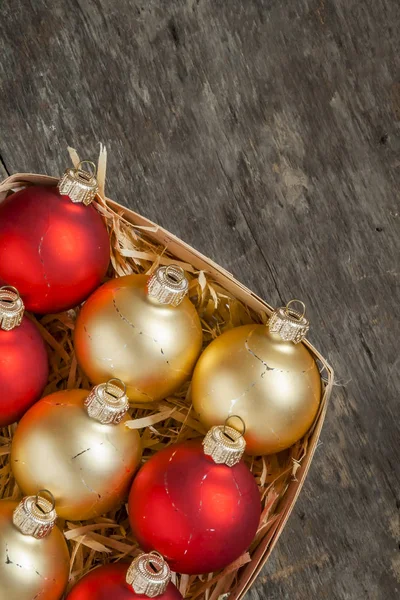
58;160;99;206
13;490;57;539
85;379;129;425
203;418;246;467
126;552;171;598
0;286;24;331
268;299;310;344
147;265;189;307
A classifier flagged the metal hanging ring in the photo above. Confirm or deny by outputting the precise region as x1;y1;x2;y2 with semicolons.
285;299;306;320
106;378;127;397
77;160;97;177
35;489;56;514
0;285;20;299
147;550;165;571
223;415;246;437
148;550;165;561
165;264;185;283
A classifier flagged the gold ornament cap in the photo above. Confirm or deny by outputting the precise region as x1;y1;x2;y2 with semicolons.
85;379;129;425
0;286;24;331
147;265;189;307
268;300;310;344
58;160;99;206
203;418;246;467
13;490;57;539
126;552;171;598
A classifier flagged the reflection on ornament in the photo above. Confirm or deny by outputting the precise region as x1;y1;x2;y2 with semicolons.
74;265;203;402
67;552;183;600
0;491;70;600
0;162;109;314
129;422;261;574
11;380;142;520
192;300;322;455
0;286;48;427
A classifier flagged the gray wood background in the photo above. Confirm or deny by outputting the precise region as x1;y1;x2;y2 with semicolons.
0;1;399;598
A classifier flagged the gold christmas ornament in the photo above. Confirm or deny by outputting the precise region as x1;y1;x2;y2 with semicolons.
192;301;322;455
74;266;203;402
0;492;70;600
11;381;142;521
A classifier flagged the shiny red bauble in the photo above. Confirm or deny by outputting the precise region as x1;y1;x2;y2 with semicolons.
0;186;110;313
128;440;261;574
66;563;183;600
0;317;48;427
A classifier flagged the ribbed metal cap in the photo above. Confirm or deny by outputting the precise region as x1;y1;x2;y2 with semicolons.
84;379;129;425
126;552;171;598
268;300;309;344
0;286;24;331
13;491;57;539
147;265;189;307
203;423;246;467
58;160;99;206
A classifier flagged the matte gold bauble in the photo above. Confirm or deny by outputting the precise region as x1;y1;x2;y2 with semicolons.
0;497;70;600
74;266;203;402
192;302;322;455
11;384;142;520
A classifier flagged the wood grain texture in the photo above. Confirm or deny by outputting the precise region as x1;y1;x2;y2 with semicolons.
0;1;399;598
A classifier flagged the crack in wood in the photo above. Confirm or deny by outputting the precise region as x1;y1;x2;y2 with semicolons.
0;151;10;177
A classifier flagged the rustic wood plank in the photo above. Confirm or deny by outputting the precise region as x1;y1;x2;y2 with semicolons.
0;1;399;599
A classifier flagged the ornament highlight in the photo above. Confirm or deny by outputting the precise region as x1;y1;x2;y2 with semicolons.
0;286;48;427
192;300;322;455
0;162;110;314
0;491;70;600
11;380;142;520
74;265;203;402
66;552;183;600
128;422;261;574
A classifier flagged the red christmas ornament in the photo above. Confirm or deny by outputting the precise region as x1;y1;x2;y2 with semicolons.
0;286;48;427
0;163;109;314
67;553;183;600
128;424;261;574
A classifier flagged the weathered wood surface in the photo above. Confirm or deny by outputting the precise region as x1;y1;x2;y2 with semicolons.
0;1;399;598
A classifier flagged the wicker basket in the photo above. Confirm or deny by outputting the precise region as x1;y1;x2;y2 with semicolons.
0;169;334;600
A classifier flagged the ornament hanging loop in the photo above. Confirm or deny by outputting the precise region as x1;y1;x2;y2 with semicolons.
148;264;189;307
77;160;97;177
13;491;58;539
203;423;246;466
165;264;185;284
223;415;246;438
85;379;129;424
0;285;20;297
148;550;165;561
34;489;56;515
126;551;171;597
269;299;310;344
58;158;99;206
285;299;306;320
0;285;24;330
105;378;127;399
147;551;166;573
